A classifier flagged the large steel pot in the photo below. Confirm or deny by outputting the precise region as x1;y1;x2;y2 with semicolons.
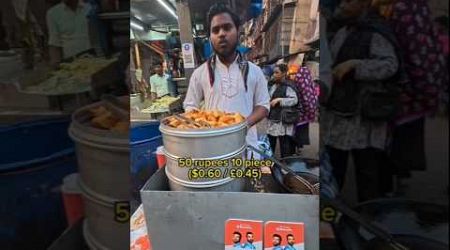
69;101;129;200
165;167;247;192
164;144;246;183
159;118;248;192
80;180;128;250
159;119;247;158
69;99;130;250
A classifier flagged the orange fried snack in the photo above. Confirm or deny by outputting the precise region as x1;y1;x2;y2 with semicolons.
111;121;129;133
166;110;245;129
91;111;119;129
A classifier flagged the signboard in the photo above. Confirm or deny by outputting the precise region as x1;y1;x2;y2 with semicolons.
181;43;195;69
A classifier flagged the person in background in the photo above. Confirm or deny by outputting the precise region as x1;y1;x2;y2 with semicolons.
46;0;91;67
267;64;298;158
243;232;256;249
318;11;333;107
292;61;318;154
272;234;283;250
321;0;400;202
13;0;45;69
149;63;170;100
434;16;449;64
372;0;448;188
262;64;274;86
183;3;270;158
287;65;299;82
284;234;297;250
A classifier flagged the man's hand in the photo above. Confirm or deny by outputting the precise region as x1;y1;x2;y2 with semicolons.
332;59;360;82
270;98;282;107
246;106;269;127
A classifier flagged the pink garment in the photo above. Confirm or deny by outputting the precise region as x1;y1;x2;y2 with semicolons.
438;34;449;56
293;66;318;124
389;0;448;123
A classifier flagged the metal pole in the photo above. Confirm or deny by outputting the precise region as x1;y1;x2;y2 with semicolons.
175;0;195;97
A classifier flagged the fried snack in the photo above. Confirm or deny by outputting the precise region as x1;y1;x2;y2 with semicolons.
194;117;208;123
216;122;228;127
111;121;129;133
168;110;245;129
89;105;109;117
168;119;181;128
91;111;119;129
233;113;245;123
218;115;234;123
212;110;224;118
208;121;218;127
177;124;189;129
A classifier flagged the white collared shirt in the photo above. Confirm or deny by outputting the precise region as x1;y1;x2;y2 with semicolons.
184;55;270;151
46;2;91;58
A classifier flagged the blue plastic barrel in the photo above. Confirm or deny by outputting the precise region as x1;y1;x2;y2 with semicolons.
130;121;163;202
0;118;77;250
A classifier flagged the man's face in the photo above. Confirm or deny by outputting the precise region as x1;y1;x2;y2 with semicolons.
272;236;281;246
210;13;238;58
232;233;241;244
154;66;163;75
287;236;295;245
246;233;254;243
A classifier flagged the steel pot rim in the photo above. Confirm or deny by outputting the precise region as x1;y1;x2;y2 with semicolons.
163;144;247;161
159;118;247;138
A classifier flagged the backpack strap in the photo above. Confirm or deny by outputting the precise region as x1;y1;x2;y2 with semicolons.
207;51;249;92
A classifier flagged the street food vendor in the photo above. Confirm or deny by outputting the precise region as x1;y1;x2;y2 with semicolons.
149;63;170;100
46;0;91;67
183;4;270;156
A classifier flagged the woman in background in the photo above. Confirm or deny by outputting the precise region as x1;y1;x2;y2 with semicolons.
322;0;400;202
291;62;317;153
267;64;298;158
372;0;448;187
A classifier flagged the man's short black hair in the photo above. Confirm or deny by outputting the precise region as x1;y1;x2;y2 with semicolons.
273;234;282;242
246;232;253;236
233;231;242;238
275;64;288;73
153;62;162;68
287;234;294;239
207;3;240;34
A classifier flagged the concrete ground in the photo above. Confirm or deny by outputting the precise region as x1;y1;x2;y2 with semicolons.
256;118;320;160
341;115;449;206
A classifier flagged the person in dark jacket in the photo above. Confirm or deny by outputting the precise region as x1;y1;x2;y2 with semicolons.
267;64;298;158
322;0;401;202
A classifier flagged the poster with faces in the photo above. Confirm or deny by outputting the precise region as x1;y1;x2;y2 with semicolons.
225;219;263;250
264;221;304;250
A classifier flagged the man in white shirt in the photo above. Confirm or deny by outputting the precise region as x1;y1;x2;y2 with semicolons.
46;0;91;67
184;3;270;155
149;63;170;99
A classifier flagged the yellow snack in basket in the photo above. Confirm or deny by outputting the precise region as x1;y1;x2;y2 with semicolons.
167;110;245;129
